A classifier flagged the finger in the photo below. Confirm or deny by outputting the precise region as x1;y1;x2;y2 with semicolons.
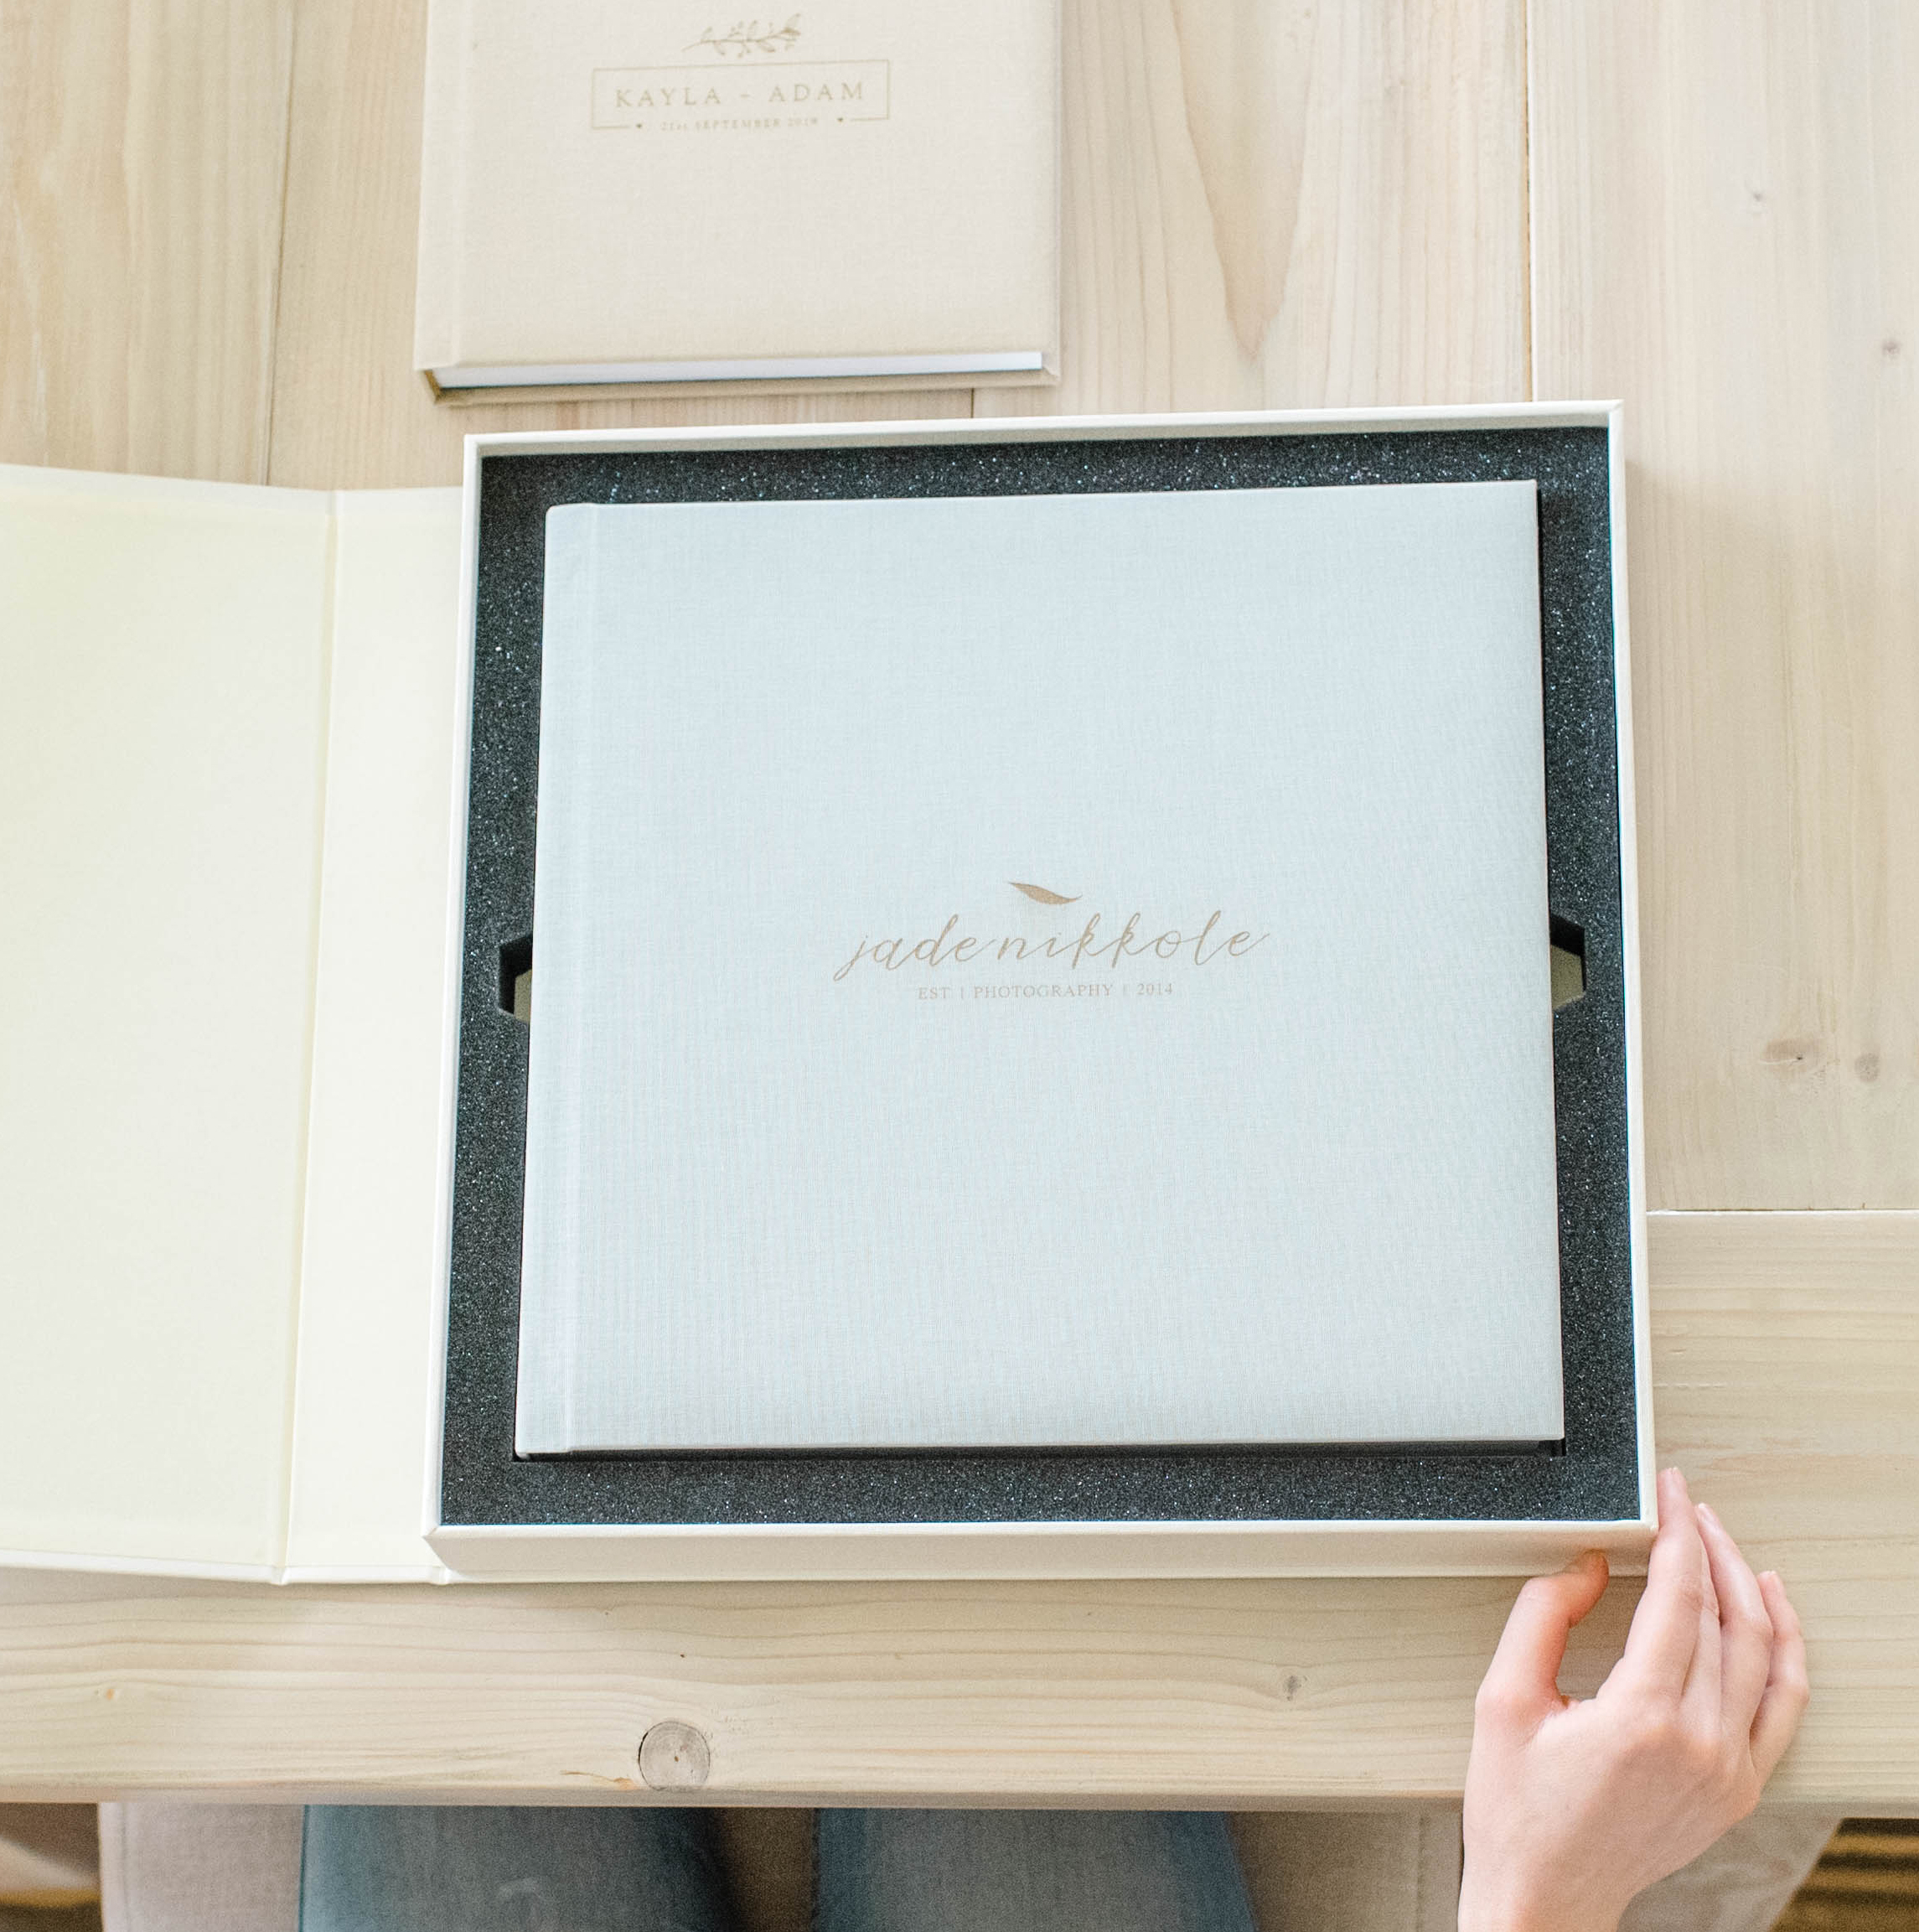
1479;1550;1610;1720
1697;1501;1774;1738
1682;1507;1723;1729
1617;1468;1711;1696
1750;1569;1811;1778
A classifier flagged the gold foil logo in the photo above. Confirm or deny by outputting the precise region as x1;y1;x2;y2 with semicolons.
685;15;804;59
834;883;1269;983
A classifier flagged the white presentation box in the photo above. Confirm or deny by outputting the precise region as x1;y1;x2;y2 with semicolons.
0;407;1650;1584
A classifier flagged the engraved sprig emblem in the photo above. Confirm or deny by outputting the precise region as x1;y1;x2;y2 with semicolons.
686;13;802;58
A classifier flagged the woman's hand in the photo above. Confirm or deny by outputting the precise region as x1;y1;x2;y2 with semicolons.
1457;1468;1809;1932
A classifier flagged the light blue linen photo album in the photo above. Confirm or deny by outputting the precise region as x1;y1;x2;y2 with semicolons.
515;479;1564;1456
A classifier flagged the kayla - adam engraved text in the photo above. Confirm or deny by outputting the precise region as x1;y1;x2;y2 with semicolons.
592;60;889;127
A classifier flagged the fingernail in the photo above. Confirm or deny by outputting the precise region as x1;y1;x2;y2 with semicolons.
1697;1501;1720;1527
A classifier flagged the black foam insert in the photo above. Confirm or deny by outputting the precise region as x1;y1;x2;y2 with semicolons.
441;426;1638;1529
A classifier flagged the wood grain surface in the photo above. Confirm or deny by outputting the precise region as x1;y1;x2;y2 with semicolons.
0;1215;1911;1810
0;0;294;482
1530;0;1919;1209
0;0;1914;1802
1001;0;1530;417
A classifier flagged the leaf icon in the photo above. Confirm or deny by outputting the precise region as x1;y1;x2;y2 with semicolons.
1010;881;1080;905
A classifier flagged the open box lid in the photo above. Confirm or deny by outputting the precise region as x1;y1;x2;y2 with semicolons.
0;465;456;1583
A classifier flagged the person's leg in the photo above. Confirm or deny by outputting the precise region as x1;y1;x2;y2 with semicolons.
1617;1810;1839;1932
100;1805;303;1932
815;1809;1256;1932
1231;1812;1461;1932
297;1806;736;1932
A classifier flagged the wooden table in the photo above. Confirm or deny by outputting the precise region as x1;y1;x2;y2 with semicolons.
1;0;1914;1810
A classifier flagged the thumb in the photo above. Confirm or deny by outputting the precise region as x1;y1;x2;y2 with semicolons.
1479;1551;1610;1718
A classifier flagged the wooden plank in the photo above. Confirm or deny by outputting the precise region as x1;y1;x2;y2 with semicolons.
264;0;968;490
1528;0;1919;1209
1002;0;1529;417
1649;1213;1919;1815
0;1562;1542;1807
0;0;294;482
1;1214;1911;1810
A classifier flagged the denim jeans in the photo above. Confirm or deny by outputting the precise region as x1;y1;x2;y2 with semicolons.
298;1805;1257;1932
